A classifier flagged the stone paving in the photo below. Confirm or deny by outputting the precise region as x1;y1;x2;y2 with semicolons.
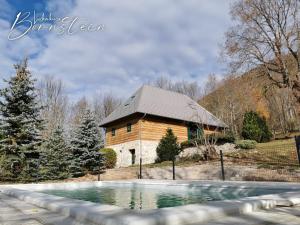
1;191;300;225
203;206;300;225
0;192;94;225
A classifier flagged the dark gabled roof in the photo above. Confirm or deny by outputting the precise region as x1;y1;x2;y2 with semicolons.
100;85;227;128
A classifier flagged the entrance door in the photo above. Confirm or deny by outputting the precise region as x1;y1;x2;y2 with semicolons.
129;149;136;165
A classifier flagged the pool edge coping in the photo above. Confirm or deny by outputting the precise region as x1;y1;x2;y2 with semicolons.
1;180;300;225
2;179;300;191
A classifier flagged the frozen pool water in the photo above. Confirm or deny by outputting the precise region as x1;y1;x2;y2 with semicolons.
41;184;293;210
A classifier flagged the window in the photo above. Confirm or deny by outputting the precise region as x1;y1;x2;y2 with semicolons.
111;128;116;136
127;123;132;132
188;125;203;140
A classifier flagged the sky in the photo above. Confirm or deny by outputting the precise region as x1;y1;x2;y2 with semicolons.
0;0;233;101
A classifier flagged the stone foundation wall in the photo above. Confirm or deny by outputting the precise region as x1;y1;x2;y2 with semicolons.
107;140;159;167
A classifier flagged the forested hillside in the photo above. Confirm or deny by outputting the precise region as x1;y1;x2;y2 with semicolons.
200;61;300;137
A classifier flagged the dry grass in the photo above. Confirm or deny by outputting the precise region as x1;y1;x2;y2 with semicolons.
225;138;298;168
257;138;295;148
274;131;300;140
130;160;199;169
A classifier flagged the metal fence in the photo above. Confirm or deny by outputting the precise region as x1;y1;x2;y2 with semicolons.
137;137;300;182
220;137;300;182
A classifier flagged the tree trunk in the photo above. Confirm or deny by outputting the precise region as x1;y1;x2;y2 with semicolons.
292;78;300;115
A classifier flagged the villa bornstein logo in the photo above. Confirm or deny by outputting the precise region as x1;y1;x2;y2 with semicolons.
8;11;105;40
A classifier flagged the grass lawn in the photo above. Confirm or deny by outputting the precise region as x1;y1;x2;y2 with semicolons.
225;138;299;167
256;138;295;148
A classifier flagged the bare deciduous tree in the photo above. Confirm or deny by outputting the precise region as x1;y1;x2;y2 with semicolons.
92;93;122;145
93;93;122;123
224;0;300;106
152;76;172;90
69;97;88;128
265;87;299;135
151;76;202;100
173;80;201;101
38;76;68;138
203;74;219;95
200;75;257;137
188;102;220;160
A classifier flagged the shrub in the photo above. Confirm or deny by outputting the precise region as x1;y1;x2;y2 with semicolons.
179;153;205;162
180;140;194;149
241;111;272;143
235;140;257;149
100;148;117;169
180;139;203;149
181;133;236;149
216;132;236;144
156;128;181;162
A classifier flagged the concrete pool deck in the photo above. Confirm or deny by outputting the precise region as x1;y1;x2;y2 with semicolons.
1;180;300;225
0;191;96;225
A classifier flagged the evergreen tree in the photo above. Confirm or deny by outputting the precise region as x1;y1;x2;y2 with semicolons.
0;130;3;141
40;126;71;180
242;111;272;143
0;59;43;181
69;109;104;177
259;117;273;142
156;128;181;162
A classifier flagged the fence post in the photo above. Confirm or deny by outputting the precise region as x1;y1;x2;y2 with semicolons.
295;136;300;165
172;159;175;180
98;168;101;181
220;150;225;181
139;158;143;179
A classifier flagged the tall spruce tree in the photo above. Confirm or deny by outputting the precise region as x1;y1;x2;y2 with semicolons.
0;59;43;180
0;130;3;141
69;109;104;177
40;126;71;180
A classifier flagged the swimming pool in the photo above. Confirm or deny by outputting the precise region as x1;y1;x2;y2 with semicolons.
2;180;300;225
41;182;293;210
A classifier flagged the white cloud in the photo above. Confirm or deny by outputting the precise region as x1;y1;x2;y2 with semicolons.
46;0;75;17
0;0;233;101
0;0;13;19
0;18;43;81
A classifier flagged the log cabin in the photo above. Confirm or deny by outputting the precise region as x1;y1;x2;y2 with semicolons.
99;85;227;167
